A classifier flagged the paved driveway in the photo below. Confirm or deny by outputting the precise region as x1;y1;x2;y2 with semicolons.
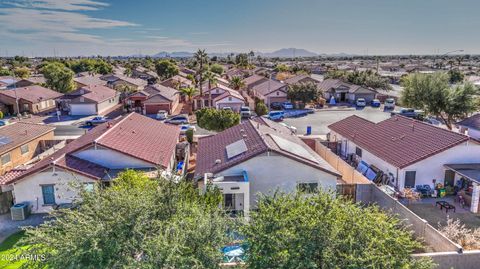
0;213;47;243
283;107;392;135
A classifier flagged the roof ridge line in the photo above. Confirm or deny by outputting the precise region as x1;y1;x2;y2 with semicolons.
94;113;132;144
246;120;270;149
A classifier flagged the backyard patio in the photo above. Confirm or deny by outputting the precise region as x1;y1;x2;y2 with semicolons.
405;196;480;229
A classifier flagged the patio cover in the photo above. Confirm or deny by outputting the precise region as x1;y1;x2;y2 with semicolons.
444;163;480;184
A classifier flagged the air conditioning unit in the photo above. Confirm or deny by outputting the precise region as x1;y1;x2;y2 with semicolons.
11;202;30;221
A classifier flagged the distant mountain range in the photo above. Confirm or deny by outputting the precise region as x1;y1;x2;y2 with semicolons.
149;48;354;58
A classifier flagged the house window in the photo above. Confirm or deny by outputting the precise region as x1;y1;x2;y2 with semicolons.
41;185;56;205
297;182;319;194
20;144;29;155
355;147;362;157
80;97;84;103
216;89;220;93
276;91;280;96
404;171;416;188
1;153;11;165
228;97;232;101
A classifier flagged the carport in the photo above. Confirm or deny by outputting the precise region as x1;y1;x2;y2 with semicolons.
443;163;480;213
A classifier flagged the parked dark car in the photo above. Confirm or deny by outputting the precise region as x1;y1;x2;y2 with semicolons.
270;102;282;110
391;108;424;120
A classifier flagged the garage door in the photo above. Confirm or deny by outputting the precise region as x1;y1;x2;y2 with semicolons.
268;97;287;103
145;103;170;114
70;104;97;115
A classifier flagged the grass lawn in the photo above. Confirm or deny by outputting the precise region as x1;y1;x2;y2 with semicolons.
0;231;28;269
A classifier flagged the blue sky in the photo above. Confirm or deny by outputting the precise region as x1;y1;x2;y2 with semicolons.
0;0;478;56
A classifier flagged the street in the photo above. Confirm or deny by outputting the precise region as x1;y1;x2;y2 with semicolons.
283;107;392;135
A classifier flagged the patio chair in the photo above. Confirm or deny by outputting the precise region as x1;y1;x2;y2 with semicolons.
423;185;433;196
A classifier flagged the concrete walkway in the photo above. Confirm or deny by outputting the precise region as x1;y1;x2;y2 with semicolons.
0;213;47;243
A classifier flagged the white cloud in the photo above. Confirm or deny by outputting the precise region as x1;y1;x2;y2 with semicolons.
0;0;232;56
4;0;109;11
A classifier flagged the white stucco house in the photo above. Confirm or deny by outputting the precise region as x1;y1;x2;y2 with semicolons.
328;115;480;213
61;85;120;116
457;113;480;141
1;113;181;213
195;118;340;216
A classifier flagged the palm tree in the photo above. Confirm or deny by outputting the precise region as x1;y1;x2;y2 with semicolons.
204;71;217;108
194;49;209;97
229;76;245;91
180;86;198;114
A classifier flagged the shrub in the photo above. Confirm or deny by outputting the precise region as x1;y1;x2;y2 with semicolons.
255;101;268;116
196;108;240;132
185;128;194;144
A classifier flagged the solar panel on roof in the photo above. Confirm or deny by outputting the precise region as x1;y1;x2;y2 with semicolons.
226;139;248;159
269;134;318;163
0;136;12;146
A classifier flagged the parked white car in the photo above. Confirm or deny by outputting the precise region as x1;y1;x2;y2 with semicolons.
384;98;395;109
180;124;196;134
156;110;168;120
356;98;366;107
240;106;252;118
165;114;189;125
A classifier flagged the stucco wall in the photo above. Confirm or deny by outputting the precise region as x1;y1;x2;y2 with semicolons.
97;94;120;114
13;167;96;213
73;146;153;169
400;142;480;189
331;131;480;190
0;130;55;175
216;153;338;208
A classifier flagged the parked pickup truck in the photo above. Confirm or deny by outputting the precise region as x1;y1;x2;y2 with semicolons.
391;108;424;120
240;106;252;118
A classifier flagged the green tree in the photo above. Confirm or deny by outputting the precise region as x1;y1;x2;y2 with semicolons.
204;71;217;107
194;49;209;96
0;68;13;76
180;86;198;114
229;76;245;91
41;62;75;93
13;67;30;79
210;63;224;75
401;72;479;129
274;63;290;73
155;59;179;80
287;82;320;105
68;59;113;75
242;191;434;269
196;108;240;131
235;53;250;69
448;69;464;84
255;101;268;116
21;170;229;269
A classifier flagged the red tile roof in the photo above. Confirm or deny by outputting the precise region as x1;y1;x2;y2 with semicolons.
1;113;180;185
251;79;287;97
70;85;117;103
195;119;339;178
328;115;471;168
0;122;55;155
97;113;180;167
0;85;63;103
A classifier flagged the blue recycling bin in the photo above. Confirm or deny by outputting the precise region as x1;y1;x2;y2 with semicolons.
306;126;312;135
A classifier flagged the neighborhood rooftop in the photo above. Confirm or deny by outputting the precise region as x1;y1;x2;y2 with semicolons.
0;122;55;155
1;113;180;184
328;115;471;168
195;119;339;178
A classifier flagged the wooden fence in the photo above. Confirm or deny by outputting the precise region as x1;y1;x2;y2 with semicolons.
313;140;371;184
